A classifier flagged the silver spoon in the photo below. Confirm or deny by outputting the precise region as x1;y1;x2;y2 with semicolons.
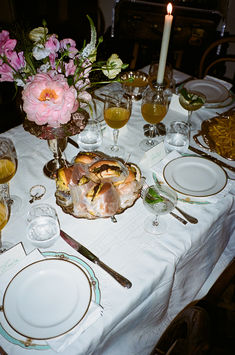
174;206;198;224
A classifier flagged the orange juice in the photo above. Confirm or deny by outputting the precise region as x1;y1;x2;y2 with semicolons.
104;107;130;129
141;103;167;124
0;202;8;230
0;158;16;184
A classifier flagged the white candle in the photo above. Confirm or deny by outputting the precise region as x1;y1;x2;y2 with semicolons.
157;3;173;84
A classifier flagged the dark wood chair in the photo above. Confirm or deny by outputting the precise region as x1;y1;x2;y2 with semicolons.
198;36;235;79
150;258;235;355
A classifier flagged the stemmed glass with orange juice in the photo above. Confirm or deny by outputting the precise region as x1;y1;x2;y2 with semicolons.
0;137;21;214
140;85;168;151
104;90;132;156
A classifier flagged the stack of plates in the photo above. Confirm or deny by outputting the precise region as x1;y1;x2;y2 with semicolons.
184;79;233;108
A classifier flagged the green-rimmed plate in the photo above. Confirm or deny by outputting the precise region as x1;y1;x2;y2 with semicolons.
0;251;101;350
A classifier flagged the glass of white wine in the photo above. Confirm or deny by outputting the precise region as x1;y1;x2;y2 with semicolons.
104;90;132;156
0;137;21;215
140;85;168;151
0;193;12;252
143;184;177;235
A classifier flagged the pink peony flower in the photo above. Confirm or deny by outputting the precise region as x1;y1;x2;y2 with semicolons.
22;73;78;127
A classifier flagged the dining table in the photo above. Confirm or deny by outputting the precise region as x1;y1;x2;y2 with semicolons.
0;67;234;355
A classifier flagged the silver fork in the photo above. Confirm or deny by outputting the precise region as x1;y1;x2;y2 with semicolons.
140;188;188;225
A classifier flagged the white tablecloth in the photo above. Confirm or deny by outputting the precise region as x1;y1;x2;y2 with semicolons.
1;70;234;355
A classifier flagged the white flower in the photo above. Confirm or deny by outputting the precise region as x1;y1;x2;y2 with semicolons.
39;63;51;73
32;44;50;60
15;78;25;87
102;54;123;79
29;27;48;43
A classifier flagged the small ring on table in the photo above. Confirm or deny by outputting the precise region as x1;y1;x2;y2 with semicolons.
29;185;46;203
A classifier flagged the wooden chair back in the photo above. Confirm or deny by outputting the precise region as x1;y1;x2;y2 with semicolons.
199;36;235;78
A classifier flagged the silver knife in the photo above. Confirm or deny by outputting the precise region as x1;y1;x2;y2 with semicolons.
188;146;235;173
60;230;132;288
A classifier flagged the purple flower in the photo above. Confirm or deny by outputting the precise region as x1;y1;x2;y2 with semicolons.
60;38;78;58
45;35;60;53
0;62;14;81
64;60;76;77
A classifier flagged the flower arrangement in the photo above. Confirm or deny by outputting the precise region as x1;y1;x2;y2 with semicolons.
0;17;127;128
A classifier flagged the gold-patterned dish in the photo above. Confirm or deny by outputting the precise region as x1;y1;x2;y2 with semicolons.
193;108;235;161
55;151;143;219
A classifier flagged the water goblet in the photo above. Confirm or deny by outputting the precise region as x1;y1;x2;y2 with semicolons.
143;184;177;235
77;119;103;151
0;137;22;215
179;88;206;130
27;204;60;248
164;121;190;154
140;85;168;151
103;90;132;156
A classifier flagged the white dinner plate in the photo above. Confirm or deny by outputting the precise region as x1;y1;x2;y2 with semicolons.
2;258;92;340
163;156;227;197
184;79;229;103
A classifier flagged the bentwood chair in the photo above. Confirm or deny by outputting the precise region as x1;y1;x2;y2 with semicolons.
150;258;235;355
198;36;235;79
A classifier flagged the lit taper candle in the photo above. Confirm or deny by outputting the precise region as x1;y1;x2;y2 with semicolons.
157;3;173;84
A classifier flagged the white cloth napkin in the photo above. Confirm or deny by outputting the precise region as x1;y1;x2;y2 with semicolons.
151;150;233;204
0;245;103;353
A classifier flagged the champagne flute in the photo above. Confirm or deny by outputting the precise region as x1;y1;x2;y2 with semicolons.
0;137;21;215
104;90;132;156
0;193;12;252
179;88;206;130
143;184;177;235
140;85;168;151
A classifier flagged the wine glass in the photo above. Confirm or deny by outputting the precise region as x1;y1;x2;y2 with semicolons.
0;193;12;252
179;88;206;130
143;184;177;235
0;137;21;215
103;90;132;156
140;85;168;151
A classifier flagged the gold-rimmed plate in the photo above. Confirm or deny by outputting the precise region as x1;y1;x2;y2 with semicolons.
184;79;229;103
2;258;92;340
163;156;227;197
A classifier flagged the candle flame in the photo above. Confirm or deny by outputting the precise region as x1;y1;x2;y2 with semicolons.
167;3;173;15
